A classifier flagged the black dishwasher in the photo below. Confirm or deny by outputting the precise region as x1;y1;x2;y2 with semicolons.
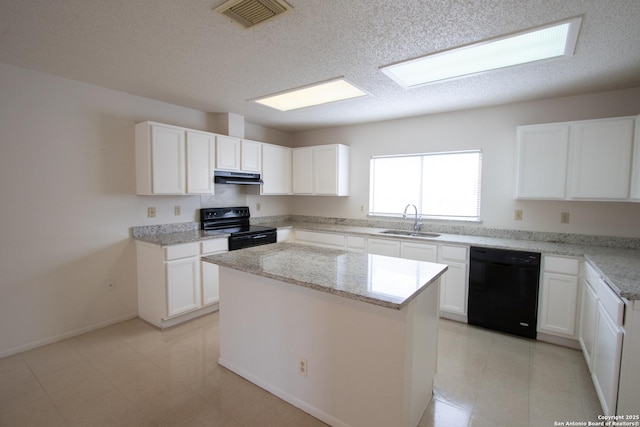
468;246;541;339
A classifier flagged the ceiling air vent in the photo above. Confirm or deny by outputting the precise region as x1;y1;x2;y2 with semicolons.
214;0;293;29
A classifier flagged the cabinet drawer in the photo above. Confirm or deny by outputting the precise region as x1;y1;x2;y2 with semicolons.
201;238;228;255
295;230;345;248
346;235;366;251
164;242;199;261
440;245;468;262
544;256;580;275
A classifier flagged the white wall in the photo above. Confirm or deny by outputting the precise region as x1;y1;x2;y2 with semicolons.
0;62;290;356
291;88;640;237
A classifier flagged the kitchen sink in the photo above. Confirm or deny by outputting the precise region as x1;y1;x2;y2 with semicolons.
379;230;441;238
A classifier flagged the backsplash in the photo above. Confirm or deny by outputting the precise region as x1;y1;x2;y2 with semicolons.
131;222;199;238
283;215;640;250
131;215;640;250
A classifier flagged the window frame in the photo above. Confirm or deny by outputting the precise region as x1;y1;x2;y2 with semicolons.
368;149;483;222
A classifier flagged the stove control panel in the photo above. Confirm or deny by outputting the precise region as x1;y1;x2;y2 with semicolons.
200;206;251;222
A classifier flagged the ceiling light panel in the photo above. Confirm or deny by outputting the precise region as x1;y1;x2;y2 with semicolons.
253;79;368;111
381;16;582;88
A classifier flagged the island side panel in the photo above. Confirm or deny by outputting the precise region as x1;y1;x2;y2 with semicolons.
403;277;440;427
218;267;427;427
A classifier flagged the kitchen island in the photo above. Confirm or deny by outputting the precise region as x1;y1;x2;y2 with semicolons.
202;242;448;427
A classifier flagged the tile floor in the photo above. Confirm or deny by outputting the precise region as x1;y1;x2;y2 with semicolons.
0;313;602;427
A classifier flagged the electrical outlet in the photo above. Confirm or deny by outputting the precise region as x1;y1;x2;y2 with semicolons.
147;207;156;218
561;212;570;224
298;358;308;377
104;279;115;291
174;205;181;216
256;203;261;211
360;205;365;212
515;210;523;221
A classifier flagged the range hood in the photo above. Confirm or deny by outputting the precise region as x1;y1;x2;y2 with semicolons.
214;170;264;185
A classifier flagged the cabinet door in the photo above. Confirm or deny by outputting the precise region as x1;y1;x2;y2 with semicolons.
261;144;292;195
151;125;185;194
367;238;400;257
538;272;579;337
201;262;219;306
569;118;634;199
292;147;314;194
439;261;468;316
186;131;215;194
166;257;201;317
216;135;241;170
515;124;569;199
314;145;339;195
592;305;623;416
579;278;598;370
630;116;640;200
400;242;437;262
241;140;262;172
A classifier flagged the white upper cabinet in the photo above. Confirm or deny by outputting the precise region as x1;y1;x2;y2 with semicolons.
186;130;215;194
515;115;637;201
215;136;262;173
292;147;314;194
628;116;640;200
516;124;569;199
136;122;217;195
241;140;262;173
261;143;292;195
315;144;349;195
292;144;349;196
215;135;241;171
136;122;188;195
569;118;635;200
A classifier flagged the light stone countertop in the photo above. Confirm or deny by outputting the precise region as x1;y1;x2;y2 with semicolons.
132;220;640;301
134;230;229;246
202;242;448;310
266;221;640;301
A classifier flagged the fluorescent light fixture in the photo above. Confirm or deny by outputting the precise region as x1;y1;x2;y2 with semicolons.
253;78;368;111
381;16;582;88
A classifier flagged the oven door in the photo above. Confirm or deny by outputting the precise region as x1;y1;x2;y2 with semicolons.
229;231;277;251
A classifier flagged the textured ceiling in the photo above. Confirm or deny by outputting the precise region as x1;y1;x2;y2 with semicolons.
1;0;639;132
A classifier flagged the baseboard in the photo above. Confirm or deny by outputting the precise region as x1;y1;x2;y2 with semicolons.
439;311;468;323
0;312;138;359
218;357;352;427
536;332;581;349
158;304;219;329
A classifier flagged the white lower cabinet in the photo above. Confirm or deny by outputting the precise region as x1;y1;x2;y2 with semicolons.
592;302;623;416
578;272;598;367
578;262;625;416
277;228;292;242
166;256;201;317
537;255;580;338
294;230;346;249
136;238;228;328
438;245;469;320
345;235;366;253
401;241;437;262
367;238;400;257
200;239;228;307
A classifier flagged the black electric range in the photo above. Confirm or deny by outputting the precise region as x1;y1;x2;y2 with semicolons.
200;207;277;251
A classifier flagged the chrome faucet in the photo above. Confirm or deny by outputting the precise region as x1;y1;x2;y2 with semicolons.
402;204;423;232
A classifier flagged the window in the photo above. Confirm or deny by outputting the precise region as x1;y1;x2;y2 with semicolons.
369;150;482;221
